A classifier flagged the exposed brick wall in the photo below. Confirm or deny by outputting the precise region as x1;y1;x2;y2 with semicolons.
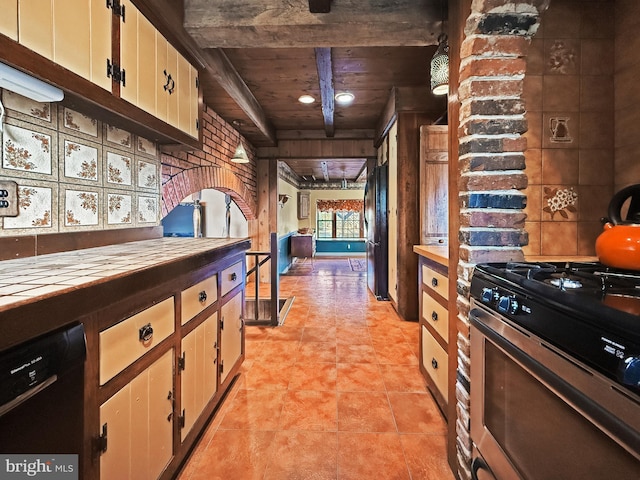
455;1;549;479
161;105;258;220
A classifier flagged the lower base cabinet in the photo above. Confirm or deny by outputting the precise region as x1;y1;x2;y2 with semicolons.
180;313;219;441
99;349;174;480
220;293;243;385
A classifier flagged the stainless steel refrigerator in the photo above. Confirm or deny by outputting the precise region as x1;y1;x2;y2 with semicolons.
365;160;388;300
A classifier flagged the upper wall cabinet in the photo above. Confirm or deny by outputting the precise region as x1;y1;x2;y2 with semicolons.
2;0;200;147
121;0;199;139
0;0;18;41
17;0;112;91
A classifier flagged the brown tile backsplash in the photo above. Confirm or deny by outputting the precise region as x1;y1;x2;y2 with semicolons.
541;222;578;255
543;75;580;111
576;185;612;222
579;111;614;149
524;2;615;259
542;149;579;184
578;149;614;186
581;39;614;76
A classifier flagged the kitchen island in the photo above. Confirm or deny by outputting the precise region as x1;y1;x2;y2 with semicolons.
0;237;250;480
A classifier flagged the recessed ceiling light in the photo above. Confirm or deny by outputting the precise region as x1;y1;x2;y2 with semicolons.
335;92;355;105
298;94;316;104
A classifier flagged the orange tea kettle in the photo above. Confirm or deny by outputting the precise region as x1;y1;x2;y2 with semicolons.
595;184;640;270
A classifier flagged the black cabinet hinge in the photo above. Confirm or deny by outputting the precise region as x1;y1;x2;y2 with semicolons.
107;59;126;86
219;359;224;375
195;76;199;89
98;423;108;454
179;409;185;429
178;352;186;371
107;0;125;20
196;119;199;131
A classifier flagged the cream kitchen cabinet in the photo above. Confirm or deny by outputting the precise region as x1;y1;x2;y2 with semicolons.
99;297;175;385
18;0;112;90
121;0;199;138
0;0;18;41
181;273;218;326
180;312;218;442
415;246;449;417
220;292;243;385
99;349;174;480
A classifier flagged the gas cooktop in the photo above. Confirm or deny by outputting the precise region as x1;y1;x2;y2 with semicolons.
470;261;640;394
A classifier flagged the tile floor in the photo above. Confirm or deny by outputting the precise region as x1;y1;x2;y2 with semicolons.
177;257;454;480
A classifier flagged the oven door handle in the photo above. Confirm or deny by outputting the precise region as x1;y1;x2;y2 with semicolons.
471;457;496;480
0;374;57;418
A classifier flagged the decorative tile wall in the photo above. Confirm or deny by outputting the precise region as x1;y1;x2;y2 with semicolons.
523;0;615;257
0;90;161;236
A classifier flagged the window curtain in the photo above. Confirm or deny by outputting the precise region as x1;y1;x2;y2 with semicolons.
316;199;364;212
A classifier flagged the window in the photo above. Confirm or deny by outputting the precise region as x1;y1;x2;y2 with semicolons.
336;211;361;237
317;211;333;238
316;210;364;238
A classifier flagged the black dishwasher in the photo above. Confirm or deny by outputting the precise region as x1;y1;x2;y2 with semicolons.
0;324;86;456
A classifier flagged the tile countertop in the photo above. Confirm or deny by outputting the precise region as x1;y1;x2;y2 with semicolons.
413;245;449;267
0;237;250;311
413;246;598;269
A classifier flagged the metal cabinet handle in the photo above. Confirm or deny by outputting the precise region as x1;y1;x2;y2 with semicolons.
230;272;237;281
198;290;207;303
431;358;438;369
431;277;438;288
139;323;153;342
431;311;438;321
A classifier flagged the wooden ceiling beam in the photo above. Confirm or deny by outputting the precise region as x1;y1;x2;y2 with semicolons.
320;161;330;182
309;0;331;13
315;47;335;138
201;49;277;146
185;0;442;48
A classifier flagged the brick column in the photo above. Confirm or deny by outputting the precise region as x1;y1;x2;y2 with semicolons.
454;1;549;479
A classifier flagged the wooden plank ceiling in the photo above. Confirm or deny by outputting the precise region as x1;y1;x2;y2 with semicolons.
182;0;448;183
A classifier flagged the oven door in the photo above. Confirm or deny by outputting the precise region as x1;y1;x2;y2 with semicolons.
470;302;640;480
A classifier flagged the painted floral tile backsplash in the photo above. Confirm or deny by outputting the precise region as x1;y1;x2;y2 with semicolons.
106;151;133;188
2;122;54;176
107;192;133;225
63;108;98;138
138;160;158;190
138;195;158;223
3;184;55;231
64;189;99;227
2;90;53;124
0;90;160;235
62;139;100;183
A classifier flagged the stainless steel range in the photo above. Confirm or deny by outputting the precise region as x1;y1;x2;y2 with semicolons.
469;262;640;480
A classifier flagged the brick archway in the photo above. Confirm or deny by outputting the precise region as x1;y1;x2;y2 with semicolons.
161;166;257;220
454;1;551;479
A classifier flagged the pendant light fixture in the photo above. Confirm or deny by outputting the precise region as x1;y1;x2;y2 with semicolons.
430;33;449;96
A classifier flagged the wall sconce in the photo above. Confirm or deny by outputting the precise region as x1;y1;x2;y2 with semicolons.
278;194;291;208
430;33;449;96
0;62;64;102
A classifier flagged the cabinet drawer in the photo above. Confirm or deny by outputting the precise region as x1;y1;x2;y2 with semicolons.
421;325;448;403
100;297;174;385
422;264;448;300
221;261;243;297
422;292;448;342
181;274;218;325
